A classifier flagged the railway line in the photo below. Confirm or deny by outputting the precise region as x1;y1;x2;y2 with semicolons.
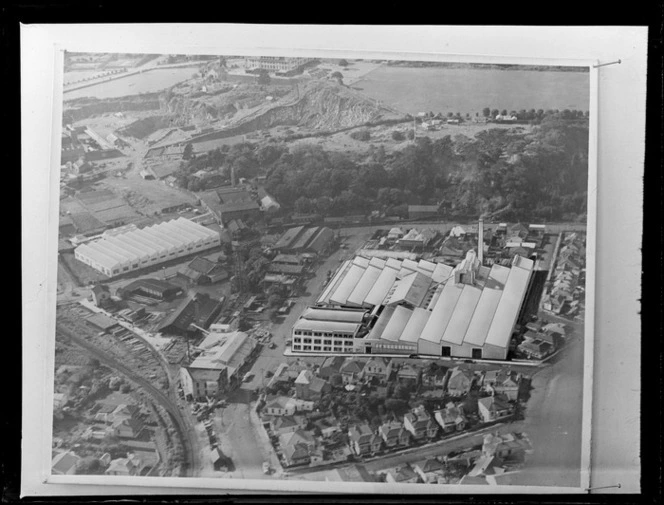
56;318;201;477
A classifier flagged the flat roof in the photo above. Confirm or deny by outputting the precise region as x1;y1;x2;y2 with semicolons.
419;282;464;344
300;307;366;323
440;285;483;345
462;287;503;347
380;305;414;342
399;307;431;343
274;226;305;250
293;318;361;334
484;265;532;348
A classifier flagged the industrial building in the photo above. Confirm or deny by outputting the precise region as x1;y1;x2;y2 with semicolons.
291;227;537;361
73;217;221;277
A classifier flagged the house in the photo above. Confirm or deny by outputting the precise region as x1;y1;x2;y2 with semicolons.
446;367;473;396
340;359;366;385
263;395;296;417
348;424;382;456
280;429;318;467
483;370;521;401
434;402;467;434
477;395;514;423
51;451;80;475
422;365;449;388
105;456;141;476
270;415;307;435
313;416;340;438
413;458;447;483
318;356;346;382
209;447;231;471
387;227;405;240
482;432;532;460
518;337;553;360
363;357;393;384
178;256;229;285
90;284;112;308
396;364;421;386
157;292;225;335
294;369;330;401
466;453;505;479
384;465;420;484
403;405;438;440
112;417;145;439
378;421;411;448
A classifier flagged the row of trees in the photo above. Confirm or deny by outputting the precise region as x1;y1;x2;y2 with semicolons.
482;107;589;121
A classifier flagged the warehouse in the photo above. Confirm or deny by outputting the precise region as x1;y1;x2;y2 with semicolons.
74;217;221;277
292;247;536;361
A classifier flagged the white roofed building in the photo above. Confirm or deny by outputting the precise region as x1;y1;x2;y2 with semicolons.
74;217;221;277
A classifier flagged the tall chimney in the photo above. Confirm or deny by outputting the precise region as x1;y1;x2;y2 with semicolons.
478;216;484;265
231;165;236;187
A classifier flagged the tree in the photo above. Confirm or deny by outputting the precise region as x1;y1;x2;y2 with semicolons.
268;293;284;308
338;59;349;67
183;143;193;160
406;129;415;140
392;130;405;141
491;109;499;118
330;71;344;84
501;109;508;116
257;69;271;85
482;107;491;117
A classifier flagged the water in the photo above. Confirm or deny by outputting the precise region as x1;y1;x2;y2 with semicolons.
63;67;200;101
353;66;590;115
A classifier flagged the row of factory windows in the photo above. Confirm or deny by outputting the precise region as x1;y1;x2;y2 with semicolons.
293;330;355;338
293;337;355;346
292;344;350;352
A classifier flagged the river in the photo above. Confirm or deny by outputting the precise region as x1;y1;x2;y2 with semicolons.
352;66;590;116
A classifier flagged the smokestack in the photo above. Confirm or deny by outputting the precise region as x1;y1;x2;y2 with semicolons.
478;216;484;265
231;165;236;187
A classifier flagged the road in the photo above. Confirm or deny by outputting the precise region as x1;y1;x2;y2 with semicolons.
510;336;585;488
56;322;202;477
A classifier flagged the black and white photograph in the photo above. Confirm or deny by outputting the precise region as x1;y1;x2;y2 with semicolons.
20;24;647;497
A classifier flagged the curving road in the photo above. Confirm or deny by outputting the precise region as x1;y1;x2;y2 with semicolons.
56;322;201;476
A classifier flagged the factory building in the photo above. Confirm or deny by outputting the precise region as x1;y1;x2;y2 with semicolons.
291;233;536;361
74;217;221;277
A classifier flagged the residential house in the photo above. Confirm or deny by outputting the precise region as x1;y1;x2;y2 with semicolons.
270;415;307;435
477;395;514;423
112;417;145;439
384;465;421;484
318;356;346;383
294;369;331;401
279;429;318;467
51;451;80;475
340;359;366;385
446;367;473;396
413;458;447;483
397;364;421;386
422;365;449;388
363;357;393;384
348;424;382;456
105;456;141;476
434;402;467;434
403;405;438;441
483;370;521;401
482;432;532;461
378;421;411;449
517;336;553;360
264;395;296;417
313;416;340;439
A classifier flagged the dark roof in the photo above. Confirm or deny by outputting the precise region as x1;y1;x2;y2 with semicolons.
157;293;223;333
274;226;306;250
304;227;335;253
188;257;218;275
91;284;110;296
268;263;304;275
118;278;180;296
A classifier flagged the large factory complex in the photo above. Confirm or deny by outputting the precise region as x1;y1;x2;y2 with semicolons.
73;217;221;277
291;234;538;361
